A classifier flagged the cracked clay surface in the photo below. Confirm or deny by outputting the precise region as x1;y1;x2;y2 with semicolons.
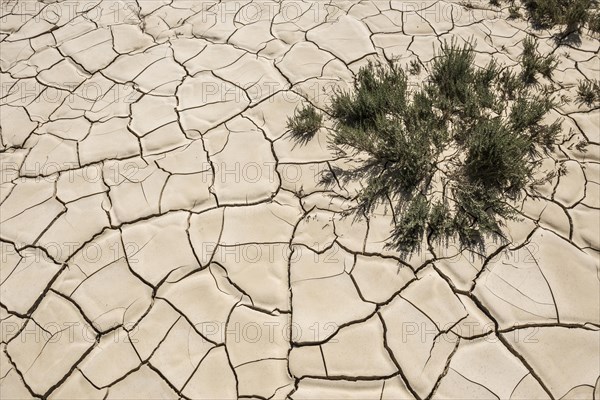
0;0;599;399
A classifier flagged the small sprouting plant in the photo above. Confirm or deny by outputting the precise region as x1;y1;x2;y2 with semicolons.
408;59;422;75
312;39;562;257
576;79;600;106
575;138;589;152
286;103;322;143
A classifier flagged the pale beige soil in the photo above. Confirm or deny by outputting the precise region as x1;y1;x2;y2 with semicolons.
0;0;599;399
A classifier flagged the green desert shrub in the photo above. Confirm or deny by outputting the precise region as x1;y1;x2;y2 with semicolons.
296;39;563;257
495;0;600;36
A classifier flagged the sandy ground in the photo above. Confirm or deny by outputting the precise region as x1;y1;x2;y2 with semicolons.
1;0;599;399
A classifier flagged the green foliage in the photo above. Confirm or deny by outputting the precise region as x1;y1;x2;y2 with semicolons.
286;103;322;144
329;61;408;130
509;4;523;18
588;12;600;33
317;40;562;257
520;36;557;85
390;195;430;251
576;79;600;106
495;0;600;36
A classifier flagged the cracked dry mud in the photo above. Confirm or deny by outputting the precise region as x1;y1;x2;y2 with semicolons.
0;0;599;399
